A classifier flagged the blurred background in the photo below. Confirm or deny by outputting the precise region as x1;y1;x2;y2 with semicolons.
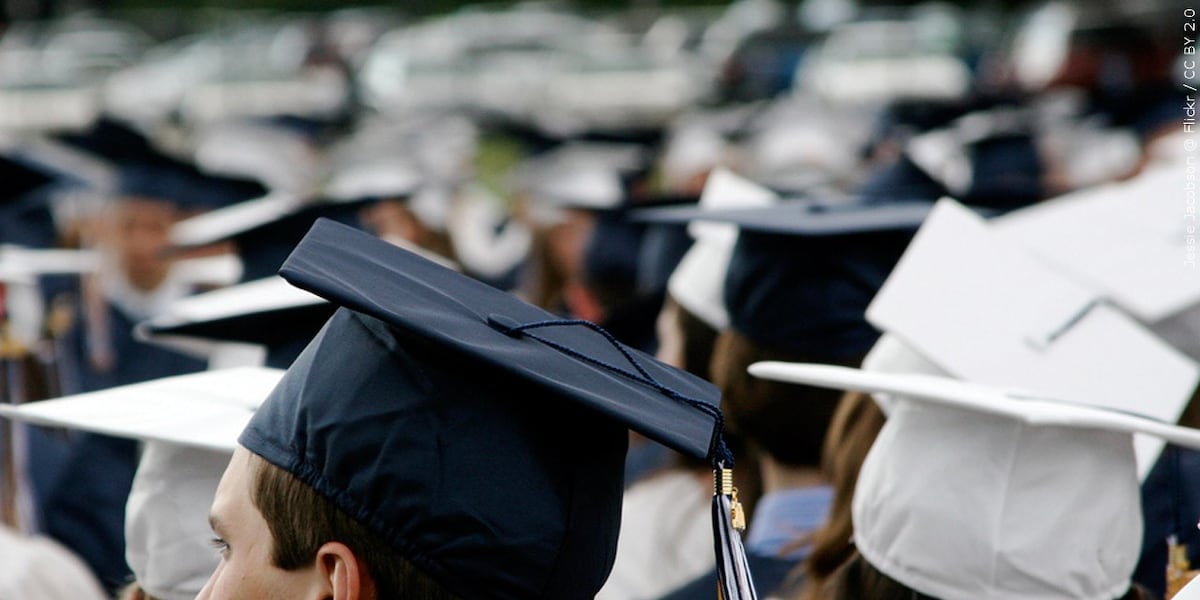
0;0;1192;598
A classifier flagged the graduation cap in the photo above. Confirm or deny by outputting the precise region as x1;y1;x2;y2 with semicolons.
0;367;281;454
994;168;1199;323
515;141;650;224
0;367;283;600
244;218;753;599
191;119;321;194
323;159;424;203
0;154;57;200
749;359;1200;600
639;193;932;358
115;161;267;212
867;198;1200;475
665;168;778;330
170;192;368;282
56;116;267;211
136;276;333;369
1177;574;1200;600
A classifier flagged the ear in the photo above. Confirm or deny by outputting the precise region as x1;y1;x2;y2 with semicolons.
315;541;372;600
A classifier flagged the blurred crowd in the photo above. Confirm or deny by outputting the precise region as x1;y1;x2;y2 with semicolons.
0;0;1195;598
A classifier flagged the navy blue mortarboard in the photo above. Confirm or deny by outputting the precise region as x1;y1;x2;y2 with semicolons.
0;153;57;200
240;218;744;599
116;162;267;212
56;116;266;211
0;151;85;247
638;198;932;359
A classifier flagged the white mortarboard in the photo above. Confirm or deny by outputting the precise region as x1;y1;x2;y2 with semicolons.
446;183;532;281
660;123;726;190
0;367;281;600
136;276;330;368
0;367;281;453
747;361;1200;600
1177;573;1200;600
323;159;424;203
994;167;1200;323
867;198;1199;476
169;186;386;283
0;246;99;284
0;84;99;133
192;120;320;194
169;191;309;249
515;141;648;222
170;254;244;288
666;168;776;330
179;68;350;124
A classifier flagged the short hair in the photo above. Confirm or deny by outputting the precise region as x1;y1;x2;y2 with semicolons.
710;329;860;468
248;452;459;600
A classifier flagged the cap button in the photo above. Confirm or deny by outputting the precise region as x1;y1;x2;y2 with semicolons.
487;314;524;337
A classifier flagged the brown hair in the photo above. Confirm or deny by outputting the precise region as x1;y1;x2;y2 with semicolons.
710;330;859;468
781;391;886;600
672;298;719;381
825;553;1150;600
249;454;458;600
117;583;159;600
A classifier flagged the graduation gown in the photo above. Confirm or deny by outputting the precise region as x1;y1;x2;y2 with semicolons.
38;301;206;594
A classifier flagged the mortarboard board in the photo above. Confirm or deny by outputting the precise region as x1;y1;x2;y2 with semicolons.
0;246;99;285
994;168;1199;323
0;367;282;453
0;154;57;200
323;159;425;203
867;198;1200;475
665;168;777;331
0;367;283;600
445;183;533;285
243;217;753;599
169;254;244;289
55;116;267;211
515;141;650;219
1177;574;1200;600
170;192;368;282
114;162;267;212
191;119;321;194
136;276;333;369
903;106;1045;210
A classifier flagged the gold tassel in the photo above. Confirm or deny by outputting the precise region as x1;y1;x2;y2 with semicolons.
1167;536;1200;599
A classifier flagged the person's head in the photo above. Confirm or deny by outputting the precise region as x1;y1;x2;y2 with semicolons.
826;551;1151;600
655;296;719;380
716;210;912;467
198;446;454;600
785;390;886;600
358;198;457;261
712;328;852;469
102;196;179;291
198;219;731;600
747;352;1200;600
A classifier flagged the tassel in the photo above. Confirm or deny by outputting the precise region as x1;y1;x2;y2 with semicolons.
1167;535;1200;599
713;467;757;600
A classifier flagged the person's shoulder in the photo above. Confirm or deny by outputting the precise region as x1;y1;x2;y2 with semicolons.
0;527;108;600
